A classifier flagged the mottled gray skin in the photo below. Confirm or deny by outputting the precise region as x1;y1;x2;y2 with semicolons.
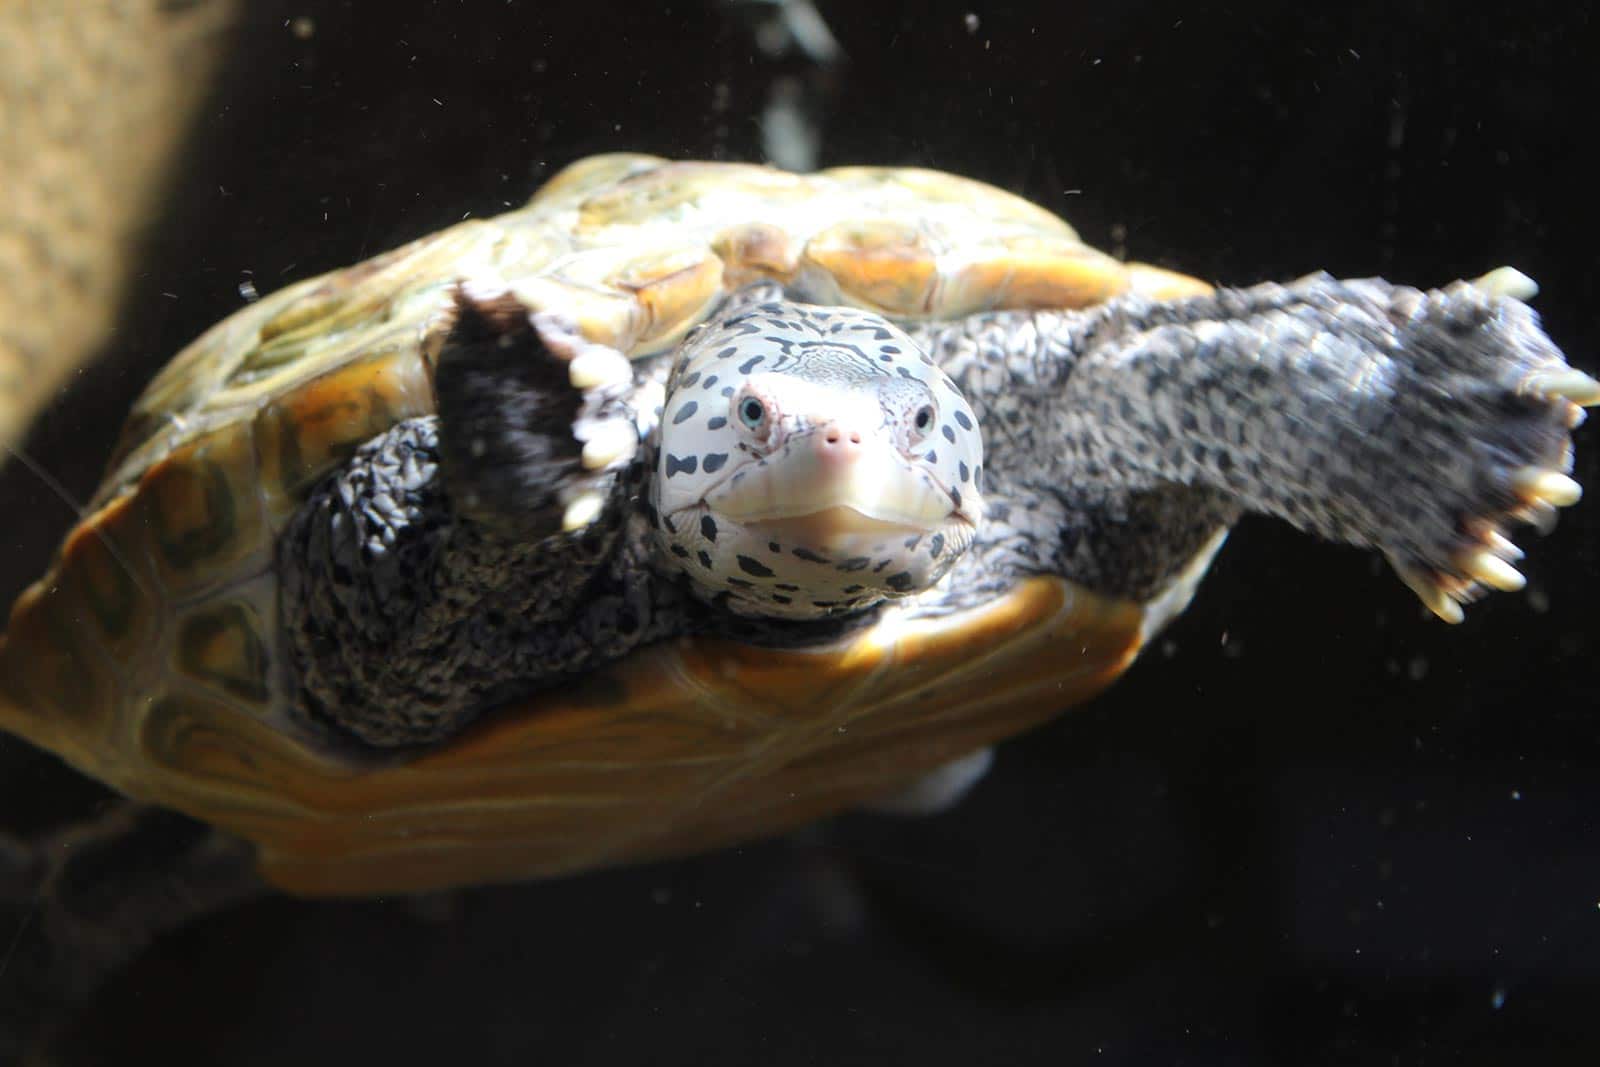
282;275;1574;747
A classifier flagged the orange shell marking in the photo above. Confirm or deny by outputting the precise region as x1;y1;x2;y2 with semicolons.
1;576;1142;896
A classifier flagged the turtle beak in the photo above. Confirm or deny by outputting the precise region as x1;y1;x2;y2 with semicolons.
709;420;956;535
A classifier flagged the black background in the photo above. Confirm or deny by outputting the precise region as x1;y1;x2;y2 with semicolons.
4;1;1599;1063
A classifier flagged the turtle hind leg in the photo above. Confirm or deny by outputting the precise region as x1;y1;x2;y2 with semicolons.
0;804;264;1062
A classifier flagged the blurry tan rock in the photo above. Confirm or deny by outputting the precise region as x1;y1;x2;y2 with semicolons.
0;0;236;457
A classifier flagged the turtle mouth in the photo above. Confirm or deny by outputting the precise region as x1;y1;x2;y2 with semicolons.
705;448;961;531
745;506;976;562
745;505;932;545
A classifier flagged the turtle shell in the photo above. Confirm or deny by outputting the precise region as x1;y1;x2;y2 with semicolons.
0;154;1212;896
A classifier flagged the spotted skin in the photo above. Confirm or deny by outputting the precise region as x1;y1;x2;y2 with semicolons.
652;296;984;618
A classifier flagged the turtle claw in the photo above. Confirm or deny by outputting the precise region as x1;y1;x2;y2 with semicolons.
562;492;606;532
569;347;635;390
1512;467;1582;508
1486;530;1524;561
1394;561;1466;624
579;420;639;470
1472;265;1539;301
1522;367;1600;408
1460;549;1526;592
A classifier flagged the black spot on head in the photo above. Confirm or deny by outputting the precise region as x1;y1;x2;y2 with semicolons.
772;594;793;605
793;546;829;564
958;461;969;482
873;558;893;572
903;535;922;550
702;452;729;473
929;533;945;558
838;556;871;572
727;577;753;589
672;401;699;425
716;346;738;360
665;454;697;477
703;374;719;390
881;345;900;354
924;450;937;464
950;487;962;509
670;543;690;559
678;371;701;389
775;583;799;591
768;541;781;552
737;555;775;577
953;409;973;430
707;416;727;430
738;355;765;374
896;366;915;380
697;550;713;568
700;514;718;542
842;584;864;594
878;353;893;362
942;425;956;443
886;571;915;592
722;386;735;397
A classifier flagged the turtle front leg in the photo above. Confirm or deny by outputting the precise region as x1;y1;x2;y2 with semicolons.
931;272;1596;619
280;285;687;747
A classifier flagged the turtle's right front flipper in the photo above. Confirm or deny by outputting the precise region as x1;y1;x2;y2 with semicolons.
279;285;678;747
941;273;1596;620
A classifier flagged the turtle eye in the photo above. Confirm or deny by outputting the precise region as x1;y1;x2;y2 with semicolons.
912;404;935;437
739;396;767;430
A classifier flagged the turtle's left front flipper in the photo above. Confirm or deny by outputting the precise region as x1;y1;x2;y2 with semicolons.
939;272;1595;620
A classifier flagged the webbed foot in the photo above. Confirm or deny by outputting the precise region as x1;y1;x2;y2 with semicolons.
1385;270;1596;621
434;280;647;539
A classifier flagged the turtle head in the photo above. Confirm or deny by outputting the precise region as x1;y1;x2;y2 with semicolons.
651;296;983;619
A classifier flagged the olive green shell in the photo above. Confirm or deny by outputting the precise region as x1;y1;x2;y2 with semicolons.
0;154;1212;895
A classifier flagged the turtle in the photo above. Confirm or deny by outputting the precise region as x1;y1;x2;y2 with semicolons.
0;153;1594;1049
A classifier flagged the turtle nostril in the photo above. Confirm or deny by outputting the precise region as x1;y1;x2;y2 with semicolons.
818;424;865;458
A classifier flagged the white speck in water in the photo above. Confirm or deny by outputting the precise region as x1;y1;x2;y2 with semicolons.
1491;986;1507;1010
1407;655;1428;681
1510;789;1522;800
288;15;315;40
964;13;980;33
238;279;260;302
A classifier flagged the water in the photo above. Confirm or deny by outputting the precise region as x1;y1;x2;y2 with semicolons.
1;1;1597;1062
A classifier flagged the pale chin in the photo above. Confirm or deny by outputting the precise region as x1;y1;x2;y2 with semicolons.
658;505;978;621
